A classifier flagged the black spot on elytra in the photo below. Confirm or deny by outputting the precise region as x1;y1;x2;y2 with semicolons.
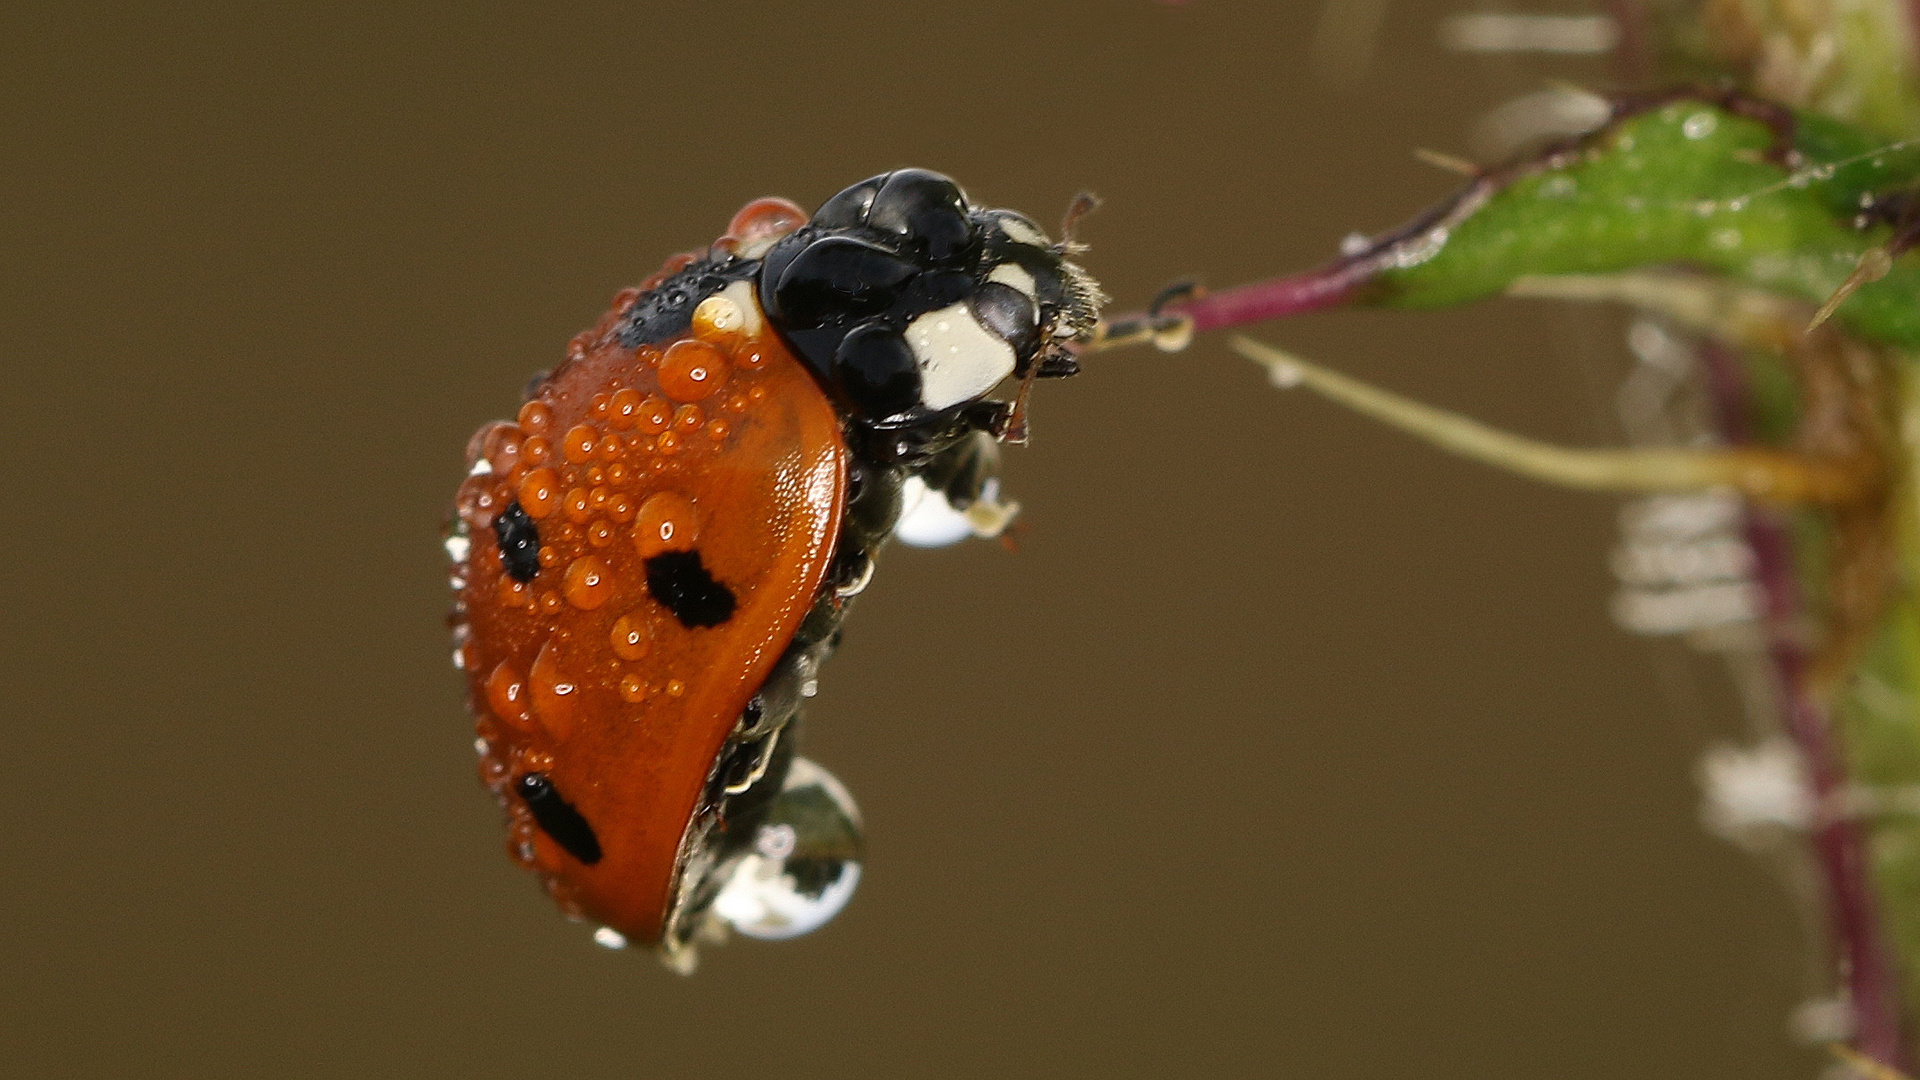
646;550;736;628
516;773;602;865
493;501;540;582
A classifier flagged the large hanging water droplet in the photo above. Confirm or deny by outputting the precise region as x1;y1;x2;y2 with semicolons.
709;758;863;940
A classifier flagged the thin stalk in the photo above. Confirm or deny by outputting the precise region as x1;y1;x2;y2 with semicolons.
1695;338;1910;1071
1230;336;1872;505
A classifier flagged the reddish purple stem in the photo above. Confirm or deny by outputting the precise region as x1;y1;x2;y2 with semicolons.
1698;340;1909;1070
1109;154;1508;338
1174;263;1372;332
1912;0;1920;71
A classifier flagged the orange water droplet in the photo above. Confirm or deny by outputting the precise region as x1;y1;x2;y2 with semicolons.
738;347;767;370
596;435;621;461
539;591;563;614
464;424;493;470
496;575;534;609
633;491;698;557
666;679;686;698
635;345;663;368
673;404;704;432
521;436;552;466
606;462;630;486
478;422;525;476
609;388;643;430
706;419;730;441
656;430;682;455
486;661;534;731
610;614;650;660
724;196;807;249
587;520;615;547
529;640;579;739
518;400;553;435
456;475;503;528
590;392;611;418
563;487;593;524
562;424;599;464
518;468;560;518
637;395;672;433
480;753;509;790
563;555;613;610
691;295;743;346
659;340;730;402
618;674;647;702
508;823;537;866
606;493;636;523
723;395;748;413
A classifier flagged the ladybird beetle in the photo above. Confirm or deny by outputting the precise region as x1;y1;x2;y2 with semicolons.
446;170;1104;969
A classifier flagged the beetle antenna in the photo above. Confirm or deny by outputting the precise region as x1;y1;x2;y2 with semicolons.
1058;190;1101;251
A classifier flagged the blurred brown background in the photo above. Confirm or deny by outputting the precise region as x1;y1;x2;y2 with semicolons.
4;1;1818;1077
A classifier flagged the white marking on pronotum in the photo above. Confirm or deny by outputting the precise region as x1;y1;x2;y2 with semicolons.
905;302;1016;411
987;261;1037;296
719;279;765;339
993;214;1048;247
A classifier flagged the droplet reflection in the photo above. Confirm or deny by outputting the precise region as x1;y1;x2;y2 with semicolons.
709;758;863;940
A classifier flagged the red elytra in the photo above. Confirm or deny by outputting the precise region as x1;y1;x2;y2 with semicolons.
450;172;1106;960
451;202;847;945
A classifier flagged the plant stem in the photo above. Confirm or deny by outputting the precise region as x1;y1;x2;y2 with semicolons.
1696;338;1911;1071
1230;335;1872;504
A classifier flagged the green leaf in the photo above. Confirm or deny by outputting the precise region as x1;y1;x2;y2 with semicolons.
1371;98;1920;348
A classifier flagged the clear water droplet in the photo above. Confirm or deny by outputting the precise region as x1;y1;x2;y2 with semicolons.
709;758;863;941
1681;111;1717;139
894;475;974;548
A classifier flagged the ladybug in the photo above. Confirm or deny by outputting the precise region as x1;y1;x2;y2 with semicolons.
446;170;1104;969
